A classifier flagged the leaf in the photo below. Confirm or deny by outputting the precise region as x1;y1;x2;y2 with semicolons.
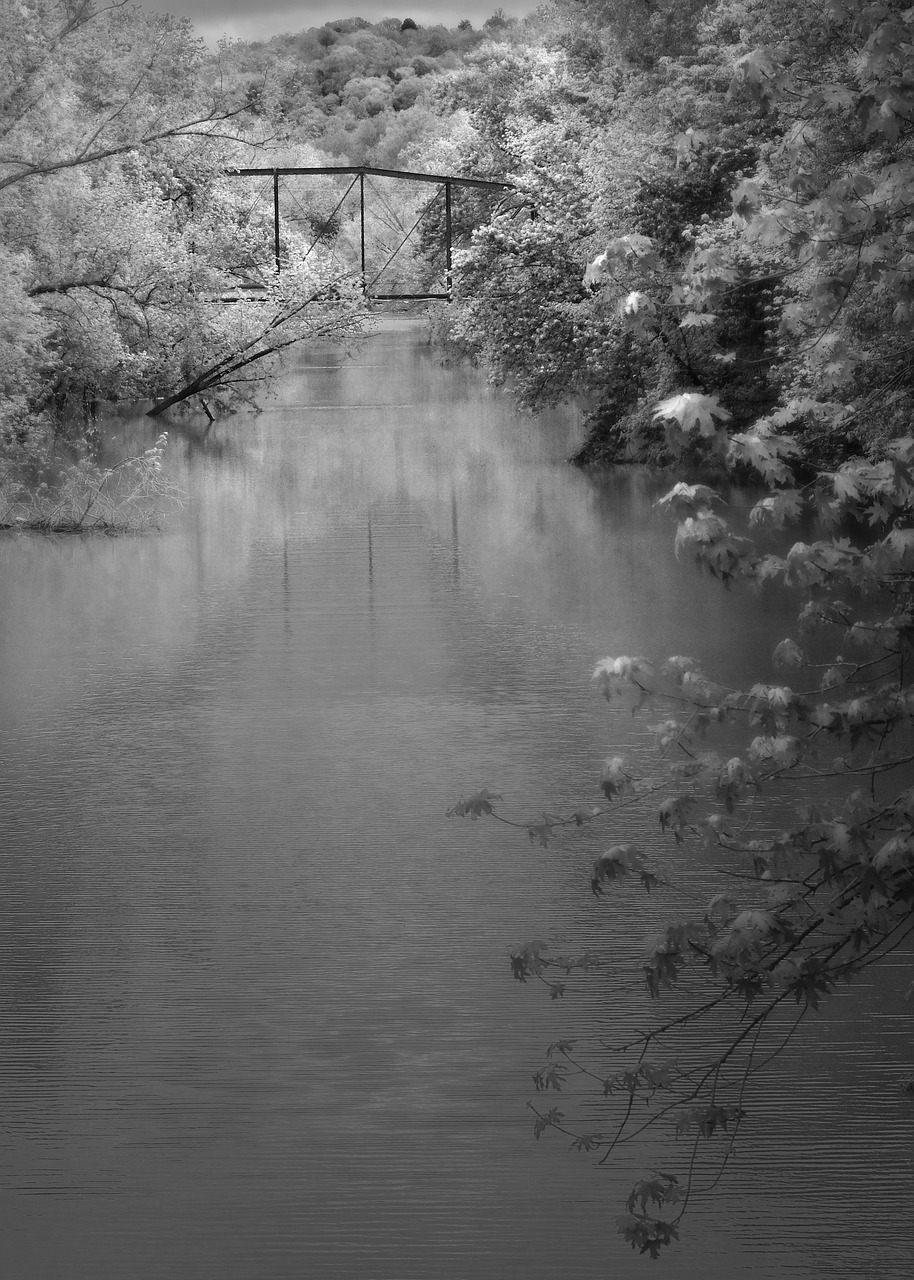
606;232;655;260
446;788;503;819
679;311;718;328
748;734;802;766
650;718;685;750
599;755;634;800
660;655;702;683
509;940;548;982
593;655;653;681
656;483;720;518
532;1063;566;1091
706;892;738;925
592;843;643;893
731;178;762;221
527;814;555;846
727;427;799;483
620;290;654;317
772;638;806;669
883;527;914;566
674;126;709;165
626;1172;683;1215
749;491;804;528
583;251;609;287
658;795;693;842
653;393;731;438
570;1134;602;1152
531;1106;564;1140
675;1104;746;1138
617;1213;680;1259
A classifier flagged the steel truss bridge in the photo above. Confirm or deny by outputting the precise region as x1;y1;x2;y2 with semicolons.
226;165;516;302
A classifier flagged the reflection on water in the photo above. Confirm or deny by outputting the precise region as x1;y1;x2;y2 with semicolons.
0;320;911;1279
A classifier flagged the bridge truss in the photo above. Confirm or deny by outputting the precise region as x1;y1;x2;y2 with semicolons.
226;165;515;302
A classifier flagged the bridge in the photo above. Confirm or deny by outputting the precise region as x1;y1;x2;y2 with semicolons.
225;165;517;302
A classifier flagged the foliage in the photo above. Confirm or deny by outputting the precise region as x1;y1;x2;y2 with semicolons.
0;432;182;532
439;0;914;470
0;1;378;521
447;0;914;1256
214;14;485;167
450;416;914;1254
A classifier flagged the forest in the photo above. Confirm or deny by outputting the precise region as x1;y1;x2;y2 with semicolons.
2;0;912;1260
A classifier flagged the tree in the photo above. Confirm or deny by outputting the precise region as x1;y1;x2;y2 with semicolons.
0;0;243;193
145;258;366;417
447;0;914;1257
0;1;372;494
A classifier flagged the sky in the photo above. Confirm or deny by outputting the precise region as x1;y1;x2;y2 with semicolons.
141;1;540;46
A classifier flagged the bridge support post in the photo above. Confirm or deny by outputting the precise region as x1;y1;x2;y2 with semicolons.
359;172;366;295
445;179;452;300
273;169;281;274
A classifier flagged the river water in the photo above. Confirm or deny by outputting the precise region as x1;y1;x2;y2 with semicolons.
0;319;911;1279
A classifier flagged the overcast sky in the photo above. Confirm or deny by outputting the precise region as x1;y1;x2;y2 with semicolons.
140;1;539;45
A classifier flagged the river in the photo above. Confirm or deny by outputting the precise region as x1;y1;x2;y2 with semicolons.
0;319;911;1279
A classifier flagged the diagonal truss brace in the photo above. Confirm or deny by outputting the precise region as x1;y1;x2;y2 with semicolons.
226;164;514;300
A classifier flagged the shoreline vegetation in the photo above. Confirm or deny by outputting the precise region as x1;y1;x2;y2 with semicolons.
0;432;183;534
3;3;911;495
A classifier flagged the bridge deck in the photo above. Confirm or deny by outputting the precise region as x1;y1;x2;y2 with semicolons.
226;164;511;190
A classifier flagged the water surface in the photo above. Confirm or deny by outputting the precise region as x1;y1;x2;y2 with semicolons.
1;320;911;1279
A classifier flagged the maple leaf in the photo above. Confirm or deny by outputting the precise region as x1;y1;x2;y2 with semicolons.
653;393;731;438
673;127;709;166
706;892;738;925
626;1173;683;1215
620;290;654;317
607;232;655;260
823;468;863;503
570;1134;602;1152
656;483;720;518
727;428;799;484
749;490;804;528
734;46;791;103
599;756;634;799
593;655;653;682
882;528;914;566
527;814;555;846
731;178;762;221
679;311;717;328
446;788;502;819
532;1063;566;1091
675;1104;747;1138
583;251;608;288
660;655;702;683
531;1106;564;1139
509;940;548;982
658;795;693;842
651;719;684;750
571;807;601;825
772;638;806;669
